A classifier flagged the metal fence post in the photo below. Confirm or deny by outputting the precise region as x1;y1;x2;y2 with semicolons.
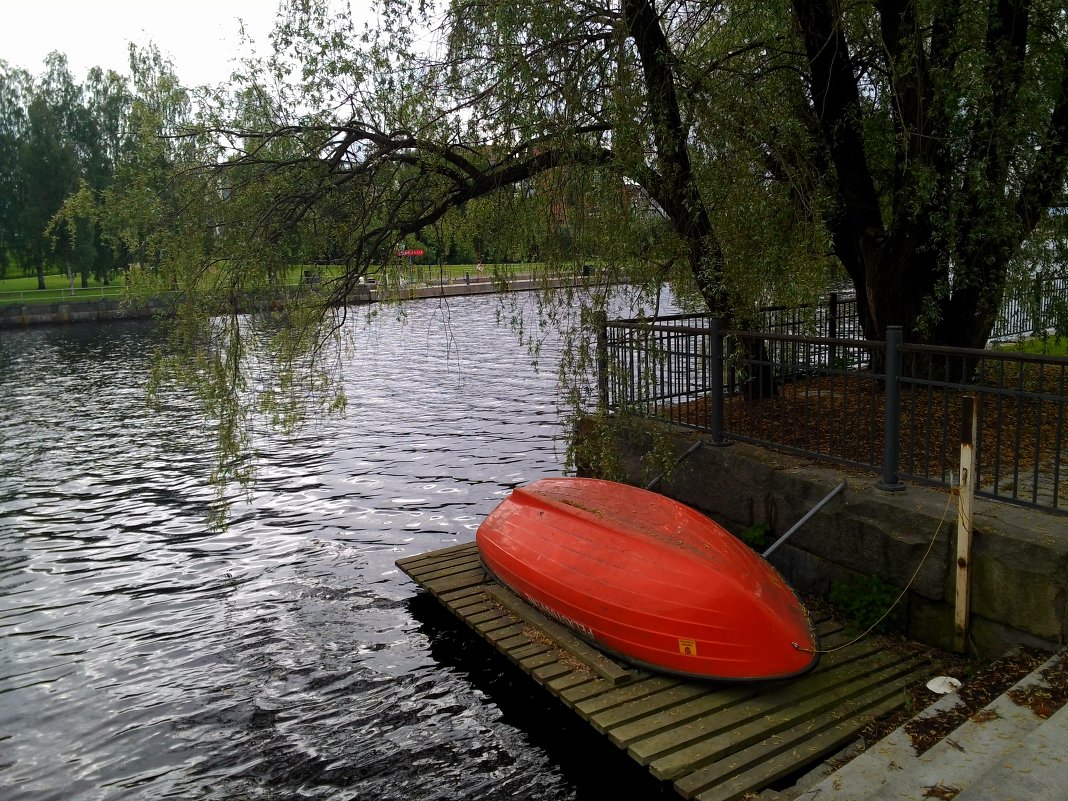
596;310;609;410
877;325;905;492
1033;271;1044;336
709;317;726;445
828;291;839;367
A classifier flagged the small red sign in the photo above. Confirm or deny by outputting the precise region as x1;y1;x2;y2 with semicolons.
396;249;425;257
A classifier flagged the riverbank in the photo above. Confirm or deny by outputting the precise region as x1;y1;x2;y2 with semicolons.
0;296;173;327
0;275;586;328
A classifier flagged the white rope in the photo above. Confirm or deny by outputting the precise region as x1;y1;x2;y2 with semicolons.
793;486;957;655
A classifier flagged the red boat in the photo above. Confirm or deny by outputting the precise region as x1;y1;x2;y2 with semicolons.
476;477;819;681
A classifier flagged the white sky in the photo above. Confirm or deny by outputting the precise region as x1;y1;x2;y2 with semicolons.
0;1;304;87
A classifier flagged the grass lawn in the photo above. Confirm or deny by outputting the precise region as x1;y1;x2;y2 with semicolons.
0;273;115;292
1;261;560;306
0;273;124;305
996;336;1068;357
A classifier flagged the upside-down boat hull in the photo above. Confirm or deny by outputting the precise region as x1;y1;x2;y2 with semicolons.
475;478;819;681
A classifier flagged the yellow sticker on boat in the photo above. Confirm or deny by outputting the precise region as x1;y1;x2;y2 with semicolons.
678;638;697;656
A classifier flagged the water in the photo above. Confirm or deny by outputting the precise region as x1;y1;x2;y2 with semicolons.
0;294;673;801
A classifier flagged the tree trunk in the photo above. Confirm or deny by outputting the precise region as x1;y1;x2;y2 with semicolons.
623;0;729;317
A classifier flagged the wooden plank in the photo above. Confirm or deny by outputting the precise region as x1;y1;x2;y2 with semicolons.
400;552;479;580
398;544;936;801
506;642;553;662
438;585;487;606
559;676;624;705
589;681;715;734
608;684;760;748
646;655;925;781
497;633;536;651
687;663;932;801
532;662;579;685
546;671;598;694
396;547;478;580
467;614;519;636
481;622;527;643
574;676;681;719
409;554;483;583
395;541;477;570
626;646;900;766
424;567;488;596
606;634;886;749
955;396;977;653
465;607;512;627
519;650;562;671
484;583;635;685
451;598;496;617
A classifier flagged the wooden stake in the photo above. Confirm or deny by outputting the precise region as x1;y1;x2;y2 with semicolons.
954;396;977;654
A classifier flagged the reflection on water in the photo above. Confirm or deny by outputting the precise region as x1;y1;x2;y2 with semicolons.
0;294;672;800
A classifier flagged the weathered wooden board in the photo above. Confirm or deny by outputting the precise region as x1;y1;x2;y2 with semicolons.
396;542;932;801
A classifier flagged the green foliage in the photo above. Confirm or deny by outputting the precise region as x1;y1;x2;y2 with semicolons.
828;574;906;634
740;522;771;550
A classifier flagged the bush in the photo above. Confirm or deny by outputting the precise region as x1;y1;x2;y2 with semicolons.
828;574;905;634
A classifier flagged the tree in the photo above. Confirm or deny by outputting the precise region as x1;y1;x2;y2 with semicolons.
0;62;30;278
79;0;1065;493
76;66;134;285
791;0;1068;346
153;0;1065;348
18;53;84;289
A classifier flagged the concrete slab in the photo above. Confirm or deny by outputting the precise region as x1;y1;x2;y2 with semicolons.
953;701;1068;801
793;651;1065;801
792;689;966;801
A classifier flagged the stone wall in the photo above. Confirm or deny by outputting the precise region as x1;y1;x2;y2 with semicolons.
0;286;376;329
0;298;169;328
584;422;1068;658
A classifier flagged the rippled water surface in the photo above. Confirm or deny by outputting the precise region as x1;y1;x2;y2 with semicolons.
0;294;673;801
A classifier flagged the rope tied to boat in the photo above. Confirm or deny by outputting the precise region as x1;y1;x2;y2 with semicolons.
790;485;957;655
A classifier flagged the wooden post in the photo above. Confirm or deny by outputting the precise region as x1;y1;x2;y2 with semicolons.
954;396;977;653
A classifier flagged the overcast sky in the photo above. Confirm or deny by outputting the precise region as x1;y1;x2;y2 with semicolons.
0;1;306;87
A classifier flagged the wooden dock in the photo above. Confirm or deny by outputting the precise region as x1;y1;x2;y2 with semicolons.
397;542;935;801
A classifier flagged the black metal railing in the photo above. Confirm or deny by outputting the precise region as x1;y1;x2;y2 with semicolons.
598;317;1067;515
755;290;861;340
991;273;1068;340
655;275;1067;344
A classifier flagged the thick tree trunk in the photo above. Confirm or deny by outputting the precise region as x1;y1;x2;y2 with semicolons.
792;0;884;341
622;0;728;317
622;0;774;397
794;0;1067;351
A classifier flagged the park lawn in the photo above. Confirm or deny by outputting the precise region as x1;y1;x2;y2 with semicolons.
1;261;560;306
0;273;124;305
997;336;1068;357
0;273;115;292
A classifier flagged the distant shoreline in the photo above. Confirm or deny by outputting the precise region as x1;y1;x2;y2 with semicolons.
0;275;588;329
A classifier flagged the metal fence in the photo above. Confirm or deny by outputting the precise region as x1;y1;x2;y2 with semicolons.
0;285;124;305
991;273;1068;340
598;318;1067;515
745;276;1067;343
